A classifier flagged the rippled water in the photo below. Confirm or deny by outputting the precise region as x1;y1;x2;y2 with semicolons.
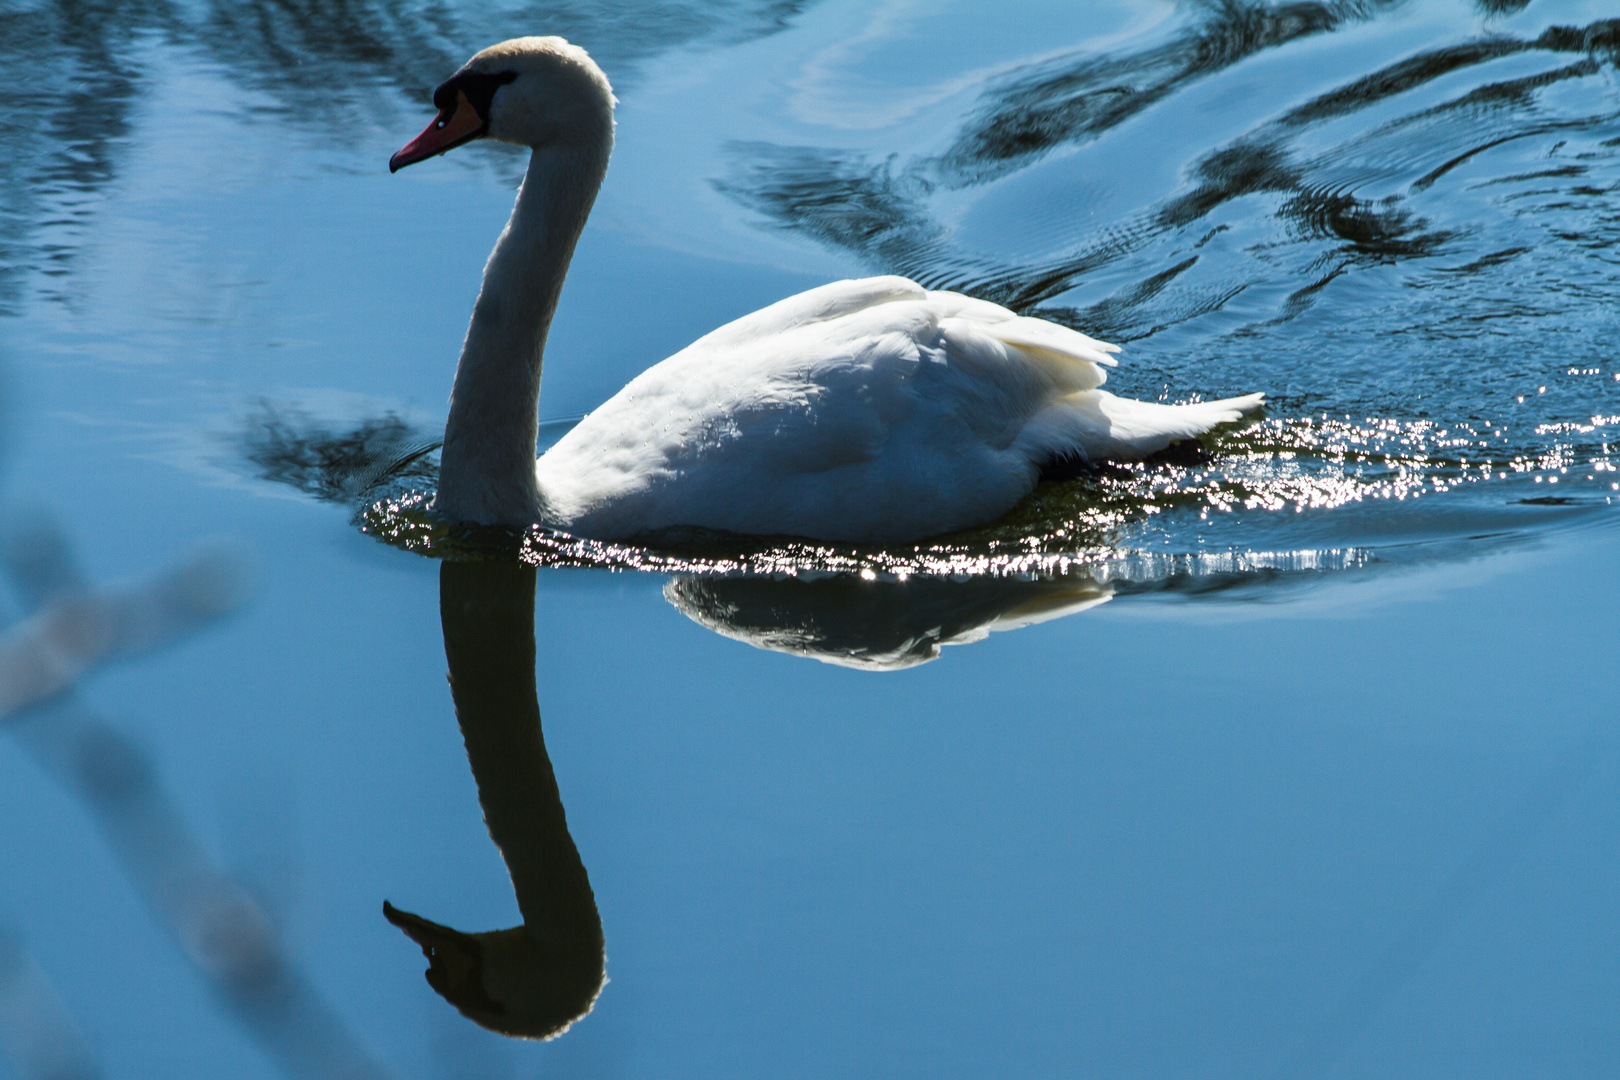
208;0;1619;586
2;1;1617;1076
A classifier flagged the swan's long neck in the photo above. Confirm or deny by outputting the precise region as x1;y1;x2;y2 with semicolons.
437;142;608;524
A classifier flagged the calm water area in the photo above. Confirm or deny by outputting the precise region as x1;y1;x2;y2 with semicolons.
1;0;1617;1076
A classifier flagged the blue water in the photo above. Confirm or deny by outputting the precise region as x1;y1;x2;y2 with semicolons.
0;1;1616;1076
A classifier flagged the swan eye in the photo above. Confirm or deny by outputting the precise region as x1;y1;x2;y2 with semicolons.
433;69;519;124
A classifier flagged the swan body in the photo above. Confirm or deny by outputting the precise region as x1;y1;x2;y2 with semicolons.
393;38;1263;544
537;277;1261;541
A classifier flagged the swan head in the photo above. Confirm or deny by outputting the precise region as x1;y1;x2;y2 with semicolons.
390;37;614;172
383;901;605;1040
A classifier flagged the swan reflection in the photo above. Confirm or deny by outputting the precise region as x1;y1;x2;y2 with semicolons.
666;571;1112;669
386;560;604;1039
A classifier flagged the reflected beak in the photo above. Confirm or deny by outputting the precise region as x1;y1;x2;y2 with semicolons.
389;90;486;173
382;901;504;1013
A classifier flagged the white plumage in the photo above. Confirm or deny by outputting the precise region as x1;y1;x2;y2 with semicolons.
538;277;1261;541
392;38;1263;544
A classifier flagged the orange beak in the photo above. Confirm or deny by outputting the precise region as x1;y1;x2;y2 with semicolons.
390;89;486;173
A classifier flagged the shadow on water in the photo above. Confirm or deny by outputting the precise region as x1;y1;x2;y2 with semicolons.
666;571;1115;670
385;560;605;1039
653;527;1524;667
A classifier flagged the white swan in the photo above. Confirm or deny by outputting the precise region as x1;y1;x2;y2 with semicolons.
390;37;1264;543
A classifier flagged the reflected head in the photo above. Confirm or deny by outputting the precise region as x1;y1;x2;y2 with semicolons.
383;901;604;1040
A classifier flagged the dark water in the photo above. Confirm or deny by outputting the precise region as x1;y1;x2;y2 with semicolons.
0;1;1616;1077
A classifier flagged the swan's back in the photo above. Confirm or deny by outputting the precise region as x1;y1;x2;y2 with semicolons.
535;277;1255;542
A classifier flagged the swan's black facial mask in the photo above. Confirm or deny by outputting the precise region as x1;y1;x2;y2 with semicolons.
389;70;518;173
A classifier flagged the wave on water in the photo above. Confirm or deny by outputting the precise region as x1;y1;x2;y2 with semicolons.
711;6;1620;537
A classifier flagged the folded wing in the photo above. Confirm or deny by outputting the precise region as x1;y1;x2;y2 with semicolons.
537;277;1261;541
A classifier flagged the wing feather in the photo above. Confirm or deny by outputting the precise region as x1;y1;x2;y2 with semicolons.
686;275;926;352
537;275;1260;542
928;290;1118;393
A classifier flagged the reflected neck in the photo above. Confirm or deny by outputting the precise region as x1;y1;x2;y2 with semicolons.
437;143;608;525
439;561;603;955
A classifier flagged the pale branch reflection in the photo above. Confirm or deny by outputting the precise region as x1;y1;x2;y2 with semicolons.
385;560;604;1040
0;515;398;1080
0;927;102;1080
0;536;246;716
666;571;1112;670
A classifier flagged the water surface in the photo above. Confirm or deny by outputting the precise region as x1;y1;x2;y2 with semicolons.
0;1;1616;1077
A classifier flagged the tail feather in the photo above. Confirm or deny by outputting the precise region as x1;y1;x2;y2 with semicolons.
1018;390;1265;467
1095;391;1265;458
